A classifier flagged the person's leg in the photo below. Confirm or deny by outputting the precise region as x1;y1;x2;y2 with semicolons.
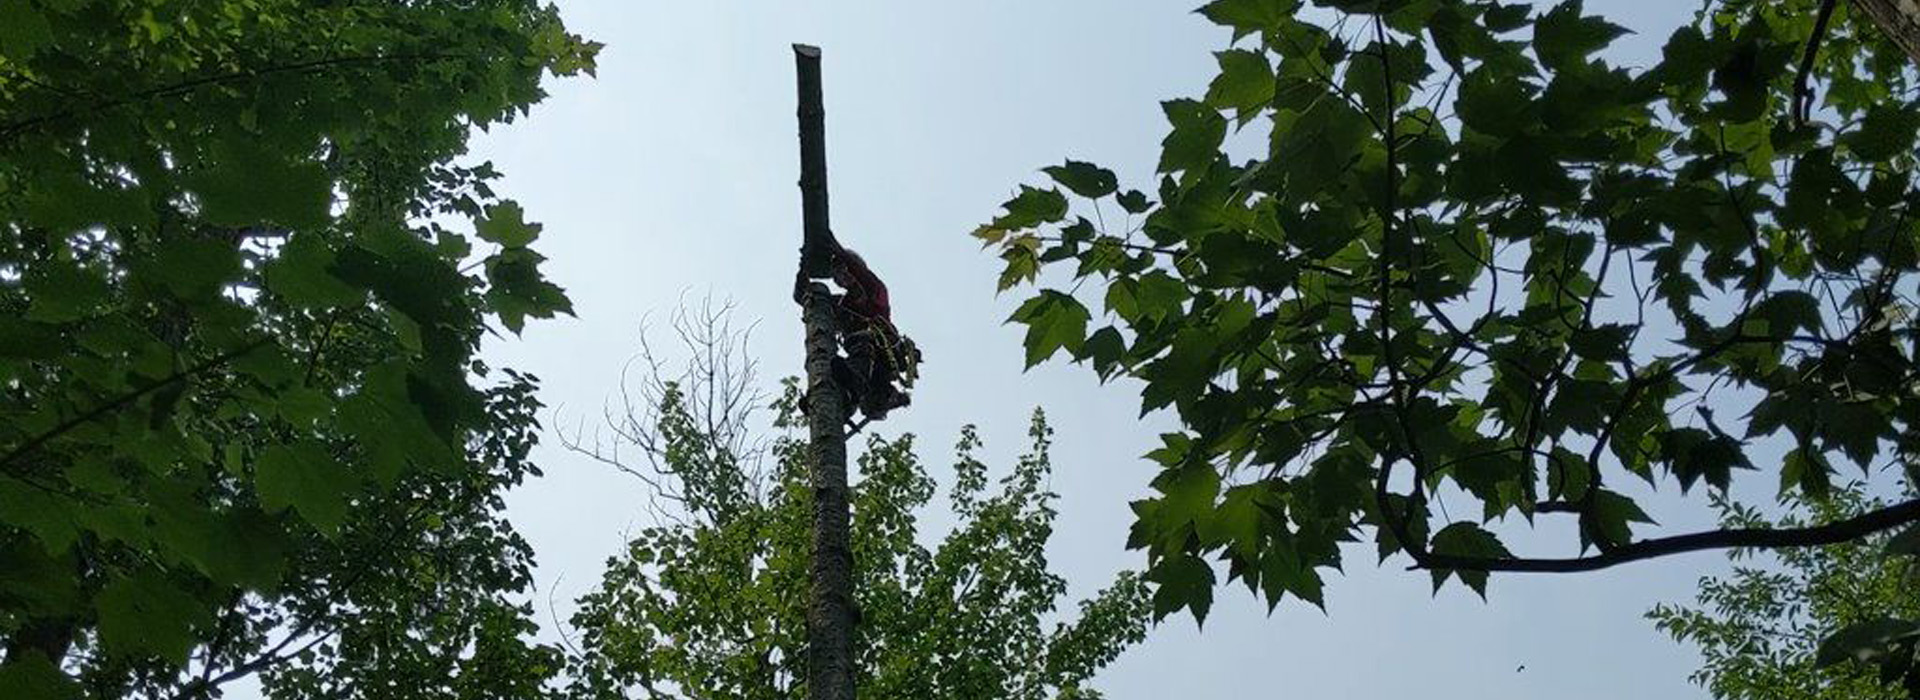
842;329;877;416
830;355;860;404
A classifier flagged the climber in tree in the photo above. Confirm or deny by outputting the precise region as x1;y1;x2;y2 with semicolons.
795;234;921;423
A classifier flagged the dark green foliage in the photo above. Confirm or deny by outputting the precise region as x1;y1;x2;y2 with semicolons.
975;0;1920;624
0;1;595;696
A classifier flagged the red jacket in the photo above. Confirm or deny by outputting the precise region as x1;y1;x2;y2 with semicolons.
837;250;890;321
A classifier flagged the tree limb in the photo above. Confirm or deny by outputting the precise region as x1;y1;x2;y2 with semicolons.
1792;0;1842;126
0;337;275;472
1;52;469;141
1414;497;1920;573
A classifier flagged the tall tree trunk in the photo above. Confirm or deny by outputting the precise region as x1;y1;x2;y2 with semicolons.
794;44;836;280
798;286;855;700
792;43;856;700
1855;0;1920;65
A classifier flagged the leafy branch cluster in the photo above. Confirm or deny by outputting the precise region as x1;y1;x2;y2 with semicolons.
976;0;1920;622
0;1;596;697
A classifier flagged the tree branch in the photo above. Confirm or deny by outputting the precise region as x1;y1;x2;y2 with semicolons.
1;52;469;141
0;337;275;472
1415;497;1920;573
1793;0;1842;126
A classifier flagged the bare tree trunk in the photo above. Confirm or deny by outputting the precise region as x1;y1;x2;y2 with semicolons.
798;286;855;700
793;43;856;700
794;44;835;280
1856;0;1920;65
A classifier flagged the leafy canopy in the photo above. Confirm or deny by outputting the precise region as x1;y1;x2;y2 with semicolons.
0;0;594;697
977;0;1920;623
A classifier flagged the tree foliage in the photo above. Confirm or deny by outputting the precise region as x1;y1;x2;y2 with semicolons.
559;309;1150;699
1651;489;1920;699
0;0;594;696
976;0;1920;623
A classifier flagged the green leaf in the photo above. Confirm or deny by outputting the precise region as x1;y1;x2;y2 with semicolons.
1568;324;1632;362
1134;272;1190;321
1204;49;1275;116
1083;325;1126;376
1753;290;1822;336
265;234;362;309
1483;3;1533;33
992;185;1071;230
189;140;332;229
148;238;242;299
0;318;61;359
1275;97;1370;198
1429;522;1510;597
1042;160;1119;199
0;477;80;552
1655;24;1719;85
477;201;543;248
1546;447;1590;501
1258;537;1325;610
1456;68;1535;138
1779;448;1832;500
1158;99;1227;174
1202;484;1265;555
1582;489;1653;550
25;259;109;323
1009;291;1091;369
337;363;453;484
998;237;1041;291
486;247;573;334
1117;190;1153;214
1532;0;1629;73
1154;463;1222;529
1710;37;1781;123
256;441;351;535
96;570;208;665
1146;553;1215;625
0;0;53;59
1661;428;1751;493
332;233;473;333
199;509;289;590
1842;104;1920;162
0;651;81;700
1196;0;1298;34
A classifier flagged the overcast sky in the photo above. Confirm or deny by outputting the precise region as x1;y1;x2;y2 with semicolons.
465;2;1749;698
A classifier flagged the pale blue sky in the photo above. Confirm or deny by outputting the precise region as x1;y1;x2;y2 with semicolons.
467;2;1748;698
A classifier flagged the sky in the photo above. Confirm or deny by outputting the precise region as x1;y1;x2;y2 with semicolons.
461;2;1756;698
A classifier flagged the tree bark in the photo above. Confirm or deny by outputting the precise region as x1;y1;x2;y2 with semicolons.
793;43;856;700
1855;0;1920;66
799;286;855;700
794;44;835;279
